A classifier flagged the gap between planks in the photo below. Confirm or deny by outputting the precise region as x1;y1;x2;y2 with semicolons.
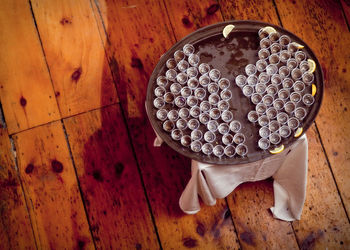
60;120;98;249
339;0;350;32
28;0;62;119
313;122;350;223
88;0;164;248
7;132;39;250
7;102;117;136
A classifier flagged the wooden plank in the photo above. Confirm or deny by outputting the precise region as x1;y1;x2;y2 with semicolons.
164;0;223;40
219;1;300;248
227;181;298;249
340;0;350;26
30;0;118;118
92;0;240;248
274;0;350;220
12;121;94;249
219;0;280;25
63;105;159;249
94;0;175;119
292;125;350;248
0;128;36;249
0;0;60;134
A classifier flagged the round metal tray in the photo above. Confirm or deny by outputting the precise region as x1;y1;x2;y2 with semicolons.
146;20;323;165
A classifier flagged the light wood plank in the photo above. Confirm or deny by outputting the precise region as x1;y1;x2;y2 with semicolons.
275;0;350;220
92;0;240;248
12;121;94;249
63;105;159;249
0;128;36;249
30;0;118;118
0;0;60;134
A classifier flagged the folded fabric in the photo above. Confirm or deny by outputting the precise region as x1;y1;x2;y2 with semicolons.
178;135;308;221
149;112;308;221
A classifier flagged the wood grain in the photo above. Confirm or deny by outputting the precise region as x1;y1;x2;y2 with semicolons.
94;0;175;119
219;0;280;25
92;0;240;248
63;104;159;249
293;125;350;249
164;0;223;40
340;0;350;25
30;0;118;118
227;181;298;249
0;128;36;249
0;0;60;134
275;0;350;219
12;122;94;249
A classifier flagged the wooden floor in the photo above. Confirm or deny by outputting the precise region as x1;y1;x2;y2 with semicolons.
1;0;350;249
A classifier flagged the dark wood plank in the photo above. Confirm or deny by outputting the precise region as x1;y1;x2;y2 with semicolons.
12;122;94;249
340;0;350;26
0;128;36;249
63;105;160;249
219;0;279;24
0;0;60;134
228;181;298;249
164;0;222;40
293;125;350;248
95;0;176;119
92;0;240;248
275;0;350;222
30;0;118;118
219;1;299;248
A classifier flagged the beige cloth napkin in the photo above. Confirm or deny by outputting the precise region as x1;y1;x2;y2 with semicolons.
153;134;308;221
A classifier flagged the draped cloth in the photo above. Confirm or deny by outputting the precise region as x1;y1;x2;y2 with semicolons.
148;102;308;221
154;134;308;221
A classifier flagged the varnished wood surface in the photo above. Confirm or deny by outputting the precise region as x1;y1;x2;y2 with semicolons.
0;0;60;134
0;0;349;249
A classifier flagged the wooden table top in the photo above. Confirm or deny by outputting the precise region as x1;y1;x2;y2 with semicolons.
0;0;349;249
